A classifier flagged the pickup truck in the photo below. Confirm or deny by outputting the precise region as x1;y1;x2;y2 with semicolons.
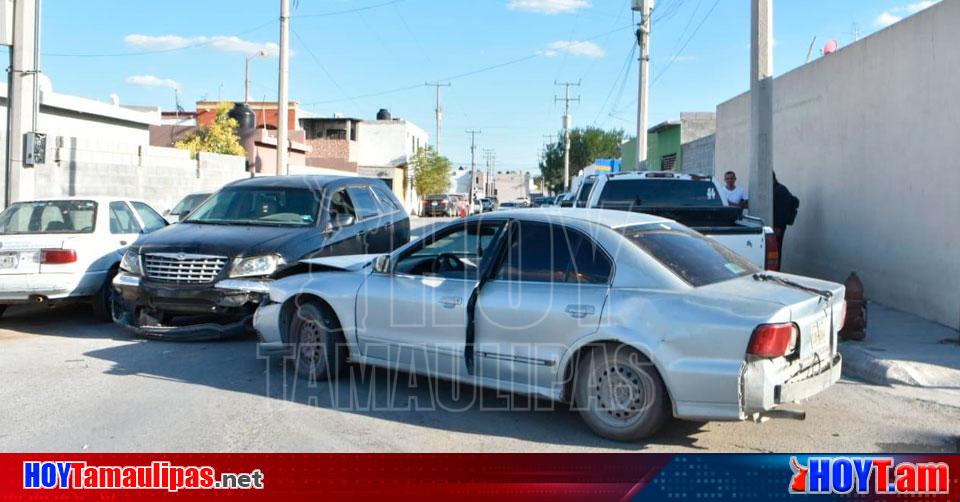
585;171;778;270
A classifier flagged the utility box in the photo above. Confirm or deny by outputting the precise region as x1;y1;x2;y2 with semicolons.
24;131;46;166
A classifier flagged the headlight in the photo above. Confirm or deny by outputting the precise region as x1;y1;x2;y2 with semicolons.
229;254;285;278
120;249;142;275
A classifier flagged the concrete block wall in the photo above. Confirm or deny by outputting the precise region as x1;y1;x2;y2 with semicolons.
712;0;960;329
680;134;715;176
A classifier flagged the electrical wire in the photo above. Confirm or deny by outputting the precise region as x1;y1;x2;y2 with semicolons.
290;26;363;115
294;0;407;19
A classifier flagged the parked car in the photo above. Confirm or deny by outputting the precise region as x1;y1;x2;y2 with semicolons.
0;197;168;321
556;193;575;207
422;194;461;217
164;191;212;224
532;196;556;207
112;175;409;339
253;208;844;441
586;171;776;269
479;198;495;213
495;201;524;210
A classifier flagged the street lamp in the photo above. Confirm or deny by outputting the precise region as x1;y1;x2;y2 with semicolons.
244;50;268;103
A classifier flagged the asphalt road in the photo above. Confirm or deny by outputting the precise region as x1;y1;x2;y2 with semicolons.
1;217;957;453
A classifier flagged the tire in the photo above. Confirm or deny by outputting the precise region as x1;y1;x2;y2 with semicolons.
573;344;670;441
288;300;346;381
91;270;120;323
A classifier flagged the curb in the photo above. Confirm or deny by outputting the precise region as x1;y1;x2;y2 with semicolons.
838;344;917;386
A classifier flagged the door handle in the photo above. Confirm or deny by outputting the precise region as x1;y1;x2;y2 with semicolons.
119;240;128;246
438;296;462;308
565;304;595;319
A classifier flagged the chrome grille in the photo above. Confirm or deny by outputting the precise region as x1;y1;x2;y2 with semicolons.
143;253;228;284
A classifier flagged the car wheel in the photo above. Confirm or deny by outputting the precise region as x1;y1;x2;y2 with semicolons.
289;301;346;381
574;345;670;441
91;270;120;323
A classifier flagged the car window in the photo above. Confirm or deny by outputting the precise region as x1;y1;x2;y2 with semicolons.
394;221;504;279
576;179;595;204
618;221;758;286
109;201;141;234
598;179;723;207
171;193;210;215
495;221;610;284
186;187;321;226
348;186;381;220
0;200;97;234
130;201;167;232
327;188;357;226
371;185;401;212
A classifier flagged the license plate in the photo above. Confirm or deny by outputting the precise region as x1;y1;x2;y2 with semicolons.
0;252;18;269
810;317;829;349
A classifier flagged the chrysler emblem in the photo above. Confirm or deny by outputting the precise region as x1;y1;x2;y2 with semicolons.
177;253;185;260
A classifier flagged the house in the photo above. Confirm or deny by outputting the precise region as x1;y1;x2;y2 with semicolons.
621;112;716;174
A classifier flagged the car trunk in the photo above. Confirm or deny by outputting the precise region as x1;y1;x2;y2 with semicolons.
0;234;70;275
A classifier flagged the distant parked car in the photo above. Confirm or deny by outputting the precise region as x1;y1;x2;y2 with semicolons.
495;201;523;211
479;198;495;213
0;197;168;321
556;193;575;207
253;208;844;441
532;196;555;207
422;194;461;217
112;175;409;339
164;191;212;224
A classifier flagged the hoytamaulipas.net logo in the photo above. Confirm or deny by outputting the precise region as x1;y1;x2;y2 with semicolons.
23;461;264;492
789;456;949;495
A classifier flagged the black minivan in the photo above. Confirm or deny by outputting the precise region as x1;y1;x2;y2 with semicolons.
113;175;409;339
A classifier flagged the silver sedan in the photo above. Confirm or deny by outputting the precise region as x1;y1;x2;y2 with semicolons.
253;208;844;441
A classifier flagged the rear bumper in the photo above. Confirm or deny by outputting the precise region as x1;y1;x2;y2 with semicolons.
112;273;270;340
0;271;106;302
742;353;842;415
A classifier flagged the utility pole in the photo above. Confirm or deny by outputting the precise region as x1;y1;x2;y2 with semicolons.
555;80;580;192
483;148;495;197
466;129;481;210
3;0;41;207
632;0;652;171
750;0;774;227
425;82;450;154
540;134;554;194
276;0;290;176
245;50;267;103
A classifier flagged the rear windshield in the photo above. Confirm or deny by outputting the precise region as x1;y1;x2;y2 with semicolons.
598;179;723;207
618;221;757;286
185;187;320;227
171;193;210;215
576;179;595;203
425;195;448;201
0;200;98;234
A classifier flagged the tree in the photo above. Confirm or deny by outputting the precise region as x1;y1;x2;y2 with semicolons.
175;102;246;158
411;146;452;200
539;127;625;193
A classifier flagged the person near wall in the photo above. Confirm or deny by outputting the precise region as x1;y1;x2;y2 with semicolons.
772;172;800;269
719;171;749;209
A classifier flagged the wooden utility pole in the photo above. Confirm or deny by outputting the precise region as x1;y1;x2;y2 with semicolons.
750;0;774;226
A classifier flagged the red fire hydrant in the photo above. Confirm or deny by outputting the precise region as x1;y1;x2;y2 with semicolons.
839;272;867;341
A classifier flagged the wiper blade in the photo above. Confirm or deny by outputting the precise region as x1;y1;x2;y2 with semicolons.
752;273;834;300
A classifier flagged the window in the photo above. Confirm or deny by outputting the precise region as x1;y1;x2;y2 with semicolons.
394;221;504;279
109;201;141;234
327;188;357;225
661;153;677;171
327;129;347;140
618;221;757;287
170;193;210;216
347;186;381;220
371;185;401;213
495;222;611;284
576;179;595;205
130;201;168;232
597;179;723;207
0;200;97;234
186;187;321;226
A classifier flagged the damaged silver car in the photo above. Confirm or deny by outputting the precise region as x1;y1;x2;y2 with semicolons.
253;209;844;441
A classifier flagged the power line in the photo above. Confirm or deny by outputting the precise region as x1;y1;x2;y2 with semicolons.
290;26;363;114
293;0;407;19
652;0;721;86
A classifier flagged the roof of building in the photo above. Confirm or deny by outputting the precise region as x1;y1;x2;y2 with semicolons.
0;83;159;127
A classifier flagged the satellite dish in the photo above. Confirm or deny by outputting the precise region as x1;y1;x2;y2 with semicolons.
823;39;839;55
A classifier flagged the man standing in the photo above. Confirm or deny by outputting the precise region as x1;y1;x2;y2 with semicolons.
772;172;800;269
720;171;749;209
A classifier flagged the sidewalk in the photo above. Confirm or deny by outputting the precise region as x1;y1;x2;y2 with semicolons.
839;302;960;390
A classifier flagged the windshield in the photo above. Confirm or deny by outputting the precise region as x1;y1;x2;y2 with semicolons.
598;179;723;207
184;187;320;227
425;194;449;201
618;221;757;286
171;193;211;215
0;200;98;234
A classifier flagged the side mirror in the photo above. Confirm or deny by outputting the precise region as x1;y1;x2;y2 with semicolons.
178;210;190;222
163;209;171;216
373;254;391;274
326;213;355;231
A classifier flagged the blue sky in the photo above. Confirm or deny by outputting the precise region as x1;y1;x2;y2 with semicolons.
36;0;938;172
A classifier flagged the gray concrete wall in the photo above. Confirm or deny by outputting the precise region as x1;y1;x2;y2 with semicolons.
713;0;960;329
680;133;715;176
25;136;249;213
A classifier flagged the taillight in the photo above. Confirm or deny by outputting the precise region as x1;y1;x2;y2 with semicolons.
747;323;798;358
764;231;780;271
442;199;449;204
838;300;847;328
40;249;77;264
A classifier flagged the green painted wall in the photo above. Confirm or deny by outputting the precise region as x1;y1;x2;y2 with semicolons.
622;124;682;171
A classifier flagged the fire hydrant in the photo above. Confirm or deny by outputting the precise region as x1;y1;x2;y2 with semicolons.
839;272;867;341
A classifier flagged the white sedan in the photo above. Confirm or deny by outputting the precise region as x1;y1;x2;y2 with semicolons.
0;196;167;320
254;209;844;441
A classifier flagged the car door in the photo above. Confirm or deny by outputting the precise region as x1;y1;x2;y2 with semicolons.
473;220;612;391
347;185;386;253
108;201;142;248
355;219;505;379
314;186;365;257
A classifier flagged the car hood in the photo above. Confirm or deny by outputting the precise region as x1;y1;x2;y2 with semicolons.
132;222;318;259
300;253;380;272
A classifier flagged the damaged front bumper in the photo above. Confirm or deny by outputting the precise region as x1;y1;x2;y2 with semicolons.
112;272;272;340
742;352;842;417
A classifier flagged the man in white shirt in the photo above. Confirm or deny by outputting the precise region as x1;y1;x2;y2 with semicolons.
720;171;749;209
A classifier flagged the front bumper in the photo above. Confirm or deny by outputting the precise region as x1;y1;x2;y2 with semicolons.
742;353;842;415
253;301;291;355
112;272;271;340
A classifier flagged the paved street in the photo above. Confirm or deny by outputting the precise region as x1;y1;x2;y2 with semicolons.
2;228;958;454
